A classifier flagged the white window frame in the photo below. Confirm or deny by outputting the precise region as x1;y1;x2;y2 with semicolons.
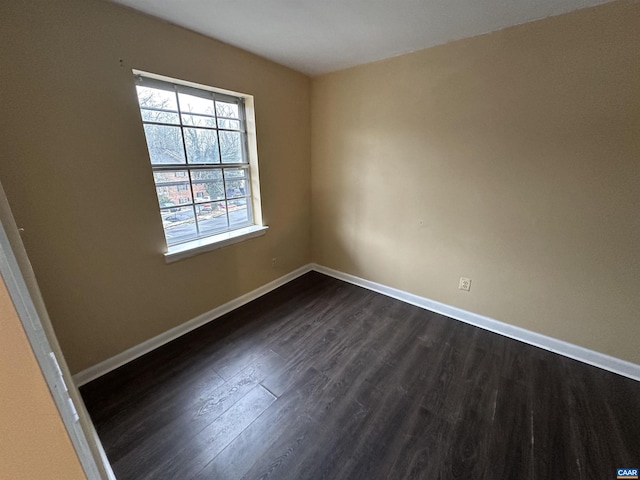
133;70;267;262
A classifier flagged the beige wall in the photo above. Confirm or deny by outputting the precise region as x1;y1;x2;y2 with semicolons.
312;1;640;363
1;0;638;377
0;0;311;373
0;276;86;479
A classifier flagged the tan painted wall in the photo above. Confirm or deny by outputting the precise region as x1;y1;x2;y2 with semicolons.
312;1;640;363
1;0;638;376
0;0;311;373
0;277;86;479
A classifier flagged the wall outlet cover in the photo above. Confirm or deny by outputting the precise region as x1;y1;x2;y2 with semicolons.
459;277;471;291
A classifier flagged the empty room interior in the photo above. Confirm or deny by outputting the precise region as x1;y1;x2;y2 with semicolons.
1;0;639;478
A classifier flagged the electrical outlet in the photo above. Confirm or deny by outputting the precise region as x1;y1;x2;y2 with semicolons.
459;277;471;292
271;257;277;268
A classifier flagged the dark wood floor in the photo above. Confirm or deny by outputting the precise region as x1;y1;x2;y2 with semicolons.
81;272;640;480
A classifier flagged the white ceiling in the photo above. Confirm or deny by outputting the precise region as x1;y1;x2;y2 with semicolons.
110;0;612;76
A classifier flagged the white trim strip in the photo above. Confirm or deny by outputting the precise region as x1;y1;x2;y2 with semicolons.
74;262;639;386
164;225;268;263
0;197;107;478
311;264;640;382
73;264;312;386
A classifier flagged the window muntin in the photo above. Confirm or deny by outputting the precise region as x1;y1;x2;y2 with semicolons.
135;75;254;247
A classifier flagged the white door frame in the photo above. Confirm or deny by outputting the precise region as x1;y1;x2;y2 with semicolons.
0;182;115;480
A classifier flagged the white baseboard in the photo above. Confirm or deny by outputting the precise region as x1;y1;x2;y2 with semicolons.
73;264;313;386
311;264;640;382
74;261;639;386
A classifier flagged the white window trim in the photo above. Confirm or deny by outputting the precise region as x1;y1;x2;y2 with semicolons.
164;225;268;263
133;70;266;260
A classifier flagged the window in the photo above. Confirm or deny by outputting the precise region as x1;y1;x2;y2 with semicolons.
134;72;266;260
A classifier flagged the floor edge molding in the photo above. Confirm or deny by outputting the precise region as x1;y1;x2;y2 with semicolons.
72;264;313;386
311;263;640;382
75;263;639;385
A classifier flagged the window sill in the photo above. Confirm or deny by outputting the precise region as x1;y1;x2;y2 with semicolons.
164;225;268;263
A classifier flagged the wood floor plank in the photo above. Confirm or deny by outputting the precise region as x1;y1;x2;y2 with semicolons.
383;404;452;480
81;336;232;424
597;368;640;461
140;384;276;480
80;271;640;480
237;414;326;480
109;350;285;479
482;378;534;480
94;364;224;463
192;367;331;480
